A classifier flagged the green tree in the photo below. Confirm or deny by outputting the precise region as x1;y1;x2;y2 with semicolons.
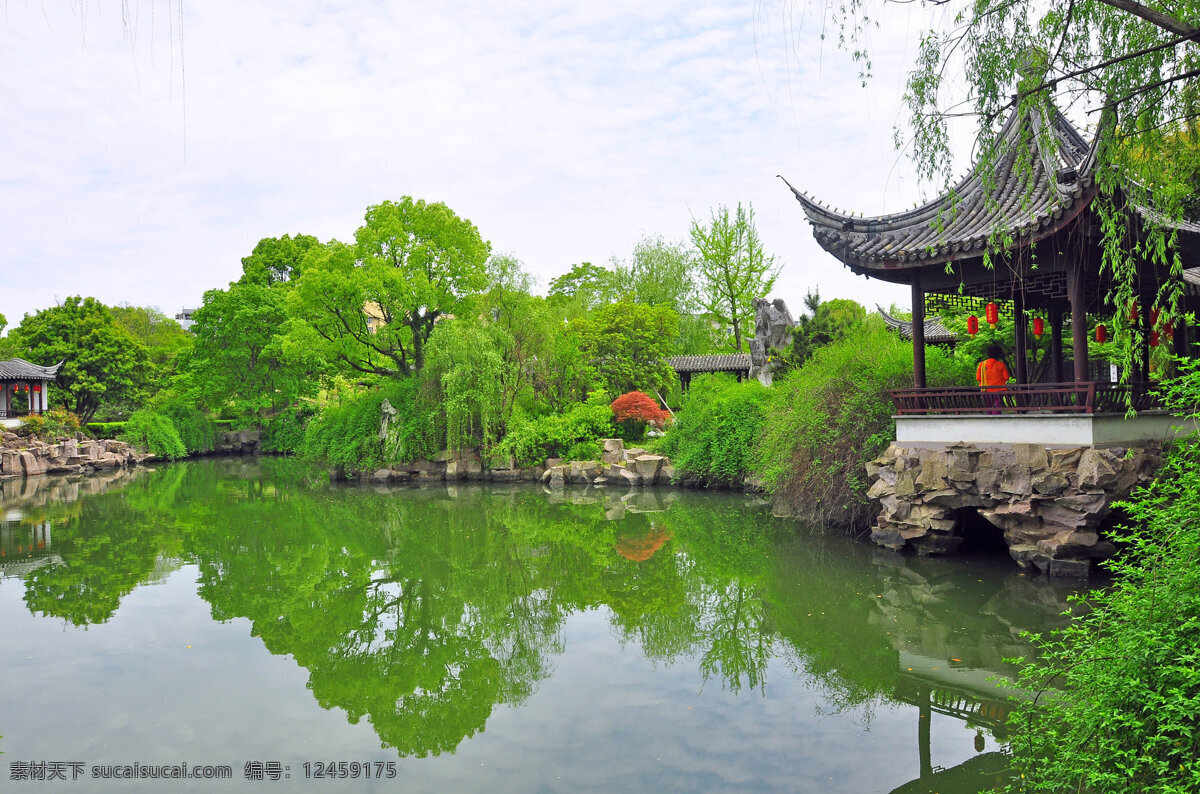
689;203;780;352
185;283;314;422
569;301;679;397
238;233;320;286
7;297;152;422
786;291;866;369
290;198;490;377
108;304;193;370
614;235;696;312
547;262;620;311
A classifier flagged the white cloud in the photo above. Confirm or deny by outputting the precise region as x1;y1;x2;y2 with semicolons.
0;0;957;327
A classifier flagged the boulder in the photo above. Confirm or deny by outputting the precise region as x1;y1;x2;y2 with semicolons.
19;451;46;476
601;439;625;465
631;454;665;483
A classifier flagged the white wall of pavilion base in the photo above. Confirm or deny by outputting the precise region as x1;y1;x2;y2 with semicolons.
896;412;1197;447
865;441;1166;577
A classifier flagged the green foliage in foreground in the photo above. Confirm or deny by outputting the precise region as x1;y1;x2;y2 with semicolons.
493;391;615;465
121;409;186;460
1006;362;1200;794
753;318;970;526
15;408;82;443
660;375;770;484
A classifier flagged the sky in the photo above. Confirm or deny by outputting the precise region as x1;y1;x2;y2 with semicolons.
0;0;966;329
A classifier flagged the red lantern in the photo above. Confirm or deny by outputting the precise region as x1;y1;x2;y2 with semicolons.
32;384;40;393
1129;300;1139;323
1150;308;1160;326
985;302;999;327
967;315;979;336
1032;317;1044;337
1164;320;1175;338
1151;330;1161;347
1096;324;1108;344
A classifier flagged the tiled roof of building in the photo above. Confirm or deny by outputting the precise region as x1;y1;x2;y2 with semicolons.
877;306;957;344
783;103;1200;273
0;358;62;380
668;353;752;374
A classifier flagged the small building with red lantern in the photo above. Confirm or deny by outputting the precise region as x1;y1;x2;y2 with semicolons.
0;358;62;422
781;98;1200;576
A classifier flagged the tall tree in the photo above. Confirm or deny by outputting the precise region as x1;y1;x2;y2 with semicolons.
185;283;315;422
290;198;490;378
108;305;193;370
613;235;697;313
689;203;780;352
569;301;680;397
238;234;321;286
7;297;151;421
546;262;620;311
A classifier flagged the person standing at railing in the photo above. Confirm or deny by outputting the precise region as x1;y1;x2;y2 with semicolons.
976;344;1011;414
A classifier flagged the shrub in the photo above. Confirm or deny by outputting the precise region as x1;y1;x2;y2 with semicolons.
301;378;438;472
85;421;127;437
15;407;81;442
262;406;313;454
120;409;186;460
160;401;217;455
1005;361;1200;793
752;317;969;527
611;391;671;441
494;390;615;465
659;375;770;484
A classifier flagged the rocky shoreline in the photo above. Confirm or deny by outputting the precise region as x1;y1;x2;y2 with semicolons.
336;438;687;488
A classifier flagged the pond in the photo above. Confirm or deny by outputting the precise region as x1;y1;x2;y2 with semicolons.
0;458;1089;792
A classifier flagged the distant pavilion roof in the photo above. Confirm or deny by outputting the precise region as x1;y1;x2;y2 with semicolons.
0;358;62;380
782;103;1200;281
877;306;956;345
668;353;752;374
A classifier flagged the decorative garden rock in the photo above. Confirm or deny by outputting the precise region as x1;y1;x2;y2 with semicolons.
865;441;1164;577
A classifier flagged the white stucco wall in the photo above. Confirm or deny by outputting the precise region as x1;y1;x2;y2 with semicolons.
895;413;1197;447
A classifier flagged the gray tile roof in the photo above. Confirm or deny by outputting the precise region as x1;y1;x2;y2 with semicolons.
876;306;957;344
0;358;63;380
783;103;1200;273
668;353;752;373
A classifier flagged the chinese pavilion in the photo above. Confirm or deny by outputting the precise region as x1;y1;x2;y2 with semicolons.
0;358;61;419
783;100;1200;399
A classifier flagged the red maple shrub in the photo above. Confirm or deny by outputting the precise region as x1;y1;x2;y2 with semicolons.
610;390;671;429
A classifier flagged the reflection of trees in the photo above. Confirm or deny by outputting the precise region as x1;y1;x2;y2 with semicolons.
9;459;1082;761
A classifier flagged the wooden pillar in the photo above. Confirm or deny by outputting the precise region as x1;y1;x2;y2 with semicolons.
1013;292;1029;384
1136;274;1153;398
1067;259;1088;381
1173;311;1191;360
1050;303;1065;382
918;684;933;779
911;271;927;388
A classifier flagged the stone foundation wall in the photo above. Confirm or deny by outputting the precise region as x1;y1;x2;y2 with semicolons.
865;442;1164;577
0;432;145;479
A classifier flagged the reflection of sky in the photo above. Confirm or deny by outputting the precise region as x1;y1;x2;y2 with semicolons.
1;566;984;793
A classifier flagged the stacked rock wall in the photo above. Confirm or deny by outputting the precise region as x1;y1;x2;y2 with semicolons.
0;432;144;479
865;442;1163;576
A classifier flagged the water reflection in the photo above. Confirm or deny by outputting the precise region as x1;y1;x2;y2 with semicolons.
0;459;1089;789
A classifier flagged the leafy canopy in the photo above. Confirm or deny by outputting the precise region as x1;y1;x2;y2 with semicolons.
7;296;152;422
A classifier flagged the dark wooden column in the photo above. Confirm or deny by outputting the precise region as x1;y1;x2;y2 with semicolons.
1066;259;1088;381
912;270;927;388
1013;291;1029;384
1050;303;1065;381
1173;311;1191;360
1136;274;1154;398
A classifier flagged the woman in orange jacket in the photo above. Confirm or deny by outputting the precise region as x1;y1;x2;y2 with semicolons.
976;344;1011;413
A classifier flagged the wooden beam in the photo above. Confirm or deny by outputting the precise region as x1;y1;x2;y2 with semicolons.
1013;291;1029;384
1050;303;1065;382
1067;258;1089;382
912;271;927;388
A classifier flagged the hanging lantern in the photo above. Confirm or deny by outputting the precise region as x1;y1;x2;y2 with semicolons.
1164;320;1175;338
1096;324;1108;344
967;315;980;336
1032;317;1044;337
1150;308;1160;326
1151;330;1161;347
1129;300;1139;323
985;302;999;327
32;384;40;393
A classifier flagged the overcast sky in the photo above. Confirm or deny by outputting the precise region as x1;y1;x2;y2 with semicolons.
1;1;964;329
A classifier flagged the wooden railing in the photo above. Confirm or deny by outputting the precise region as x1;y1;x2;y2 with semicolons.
890;382;1165;415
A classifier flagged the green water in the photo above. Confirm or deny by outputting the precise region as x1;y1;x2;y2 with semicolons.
0;458;1088;792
